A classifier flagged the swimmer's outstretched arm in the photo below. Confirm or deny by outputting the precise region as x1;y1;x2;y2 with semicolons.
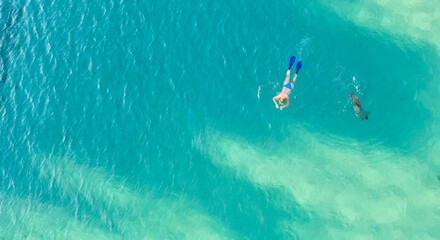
272;96;279;108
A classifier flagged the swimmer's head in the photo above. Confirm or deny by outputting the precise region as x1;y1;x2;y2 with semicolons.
350;93;360;104
278;98;287;106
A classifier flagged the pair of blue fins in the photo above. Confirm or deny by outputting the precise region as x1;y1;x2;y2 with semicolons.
288;56;302;73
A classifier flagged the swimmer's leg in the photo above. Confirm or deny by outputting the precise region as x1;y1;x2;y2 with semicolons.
291;72;298;85
284;56;296;85
290;61;302;84
284;69;291;84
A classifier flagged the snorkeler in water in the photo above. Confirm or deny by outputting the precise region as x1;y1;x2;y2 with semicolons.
272;56;302;110
350;93;368;120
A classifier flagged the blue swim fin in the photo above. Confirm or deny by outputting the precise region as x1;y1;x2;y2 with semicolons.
288;56;296;69
295;61;302;73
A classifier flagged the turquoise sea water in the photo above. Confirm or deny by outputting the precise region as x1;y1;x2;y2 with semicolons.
1;0;440;239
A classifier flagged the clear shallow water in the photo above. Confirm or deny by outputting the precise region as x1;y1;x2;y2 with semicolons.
1;0;439;239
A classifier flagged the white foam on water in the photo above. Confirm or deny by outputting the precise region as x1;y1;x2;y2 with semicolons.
195;126;440;239
352;76;360;93
32;154;237;240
